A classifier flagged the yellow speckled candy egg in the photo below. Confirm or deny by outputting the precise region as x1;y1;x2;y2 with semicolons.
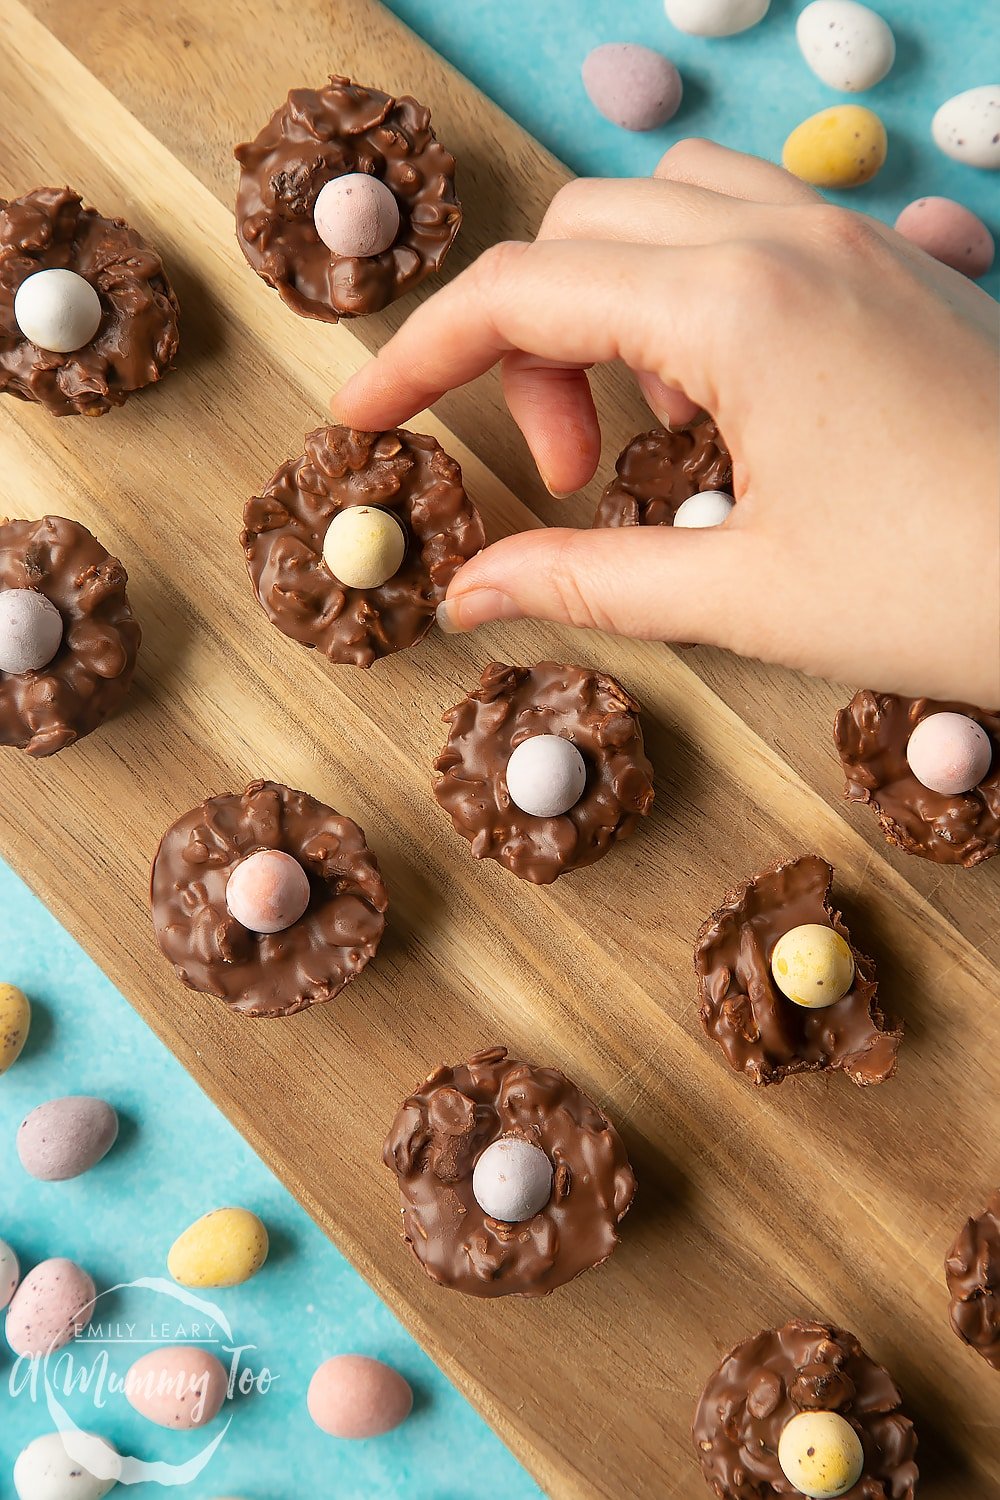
778;1410;864;1498
771;923;855;1008
168;1207;268;1288
0;984;31;1074
782;105;886;187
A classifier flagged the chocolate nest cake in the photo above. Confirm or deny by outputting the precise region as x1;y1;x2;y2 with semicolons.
945;1188;1000;1370
593;419;732;529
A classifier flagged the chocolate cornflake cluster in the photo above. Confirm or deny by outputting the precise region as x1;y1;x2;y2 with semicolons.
945;1188;1000;1370
834;689;1000;866
593;419;732;529
0;187;179;417
383;1046;636;1297
692;1318;918;1500
235;75;461;322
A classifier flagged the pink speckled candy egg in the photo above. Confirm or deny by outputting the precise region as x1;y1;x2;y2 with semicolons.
582;44;683;132
0;1238;19;1311
313;174;400;258
307;1354;413;1439
17;1096;119;1182
894;197;995;280
906;712;993;796
125;1346;228;1429
225;848;310;934
5;1257;95;1356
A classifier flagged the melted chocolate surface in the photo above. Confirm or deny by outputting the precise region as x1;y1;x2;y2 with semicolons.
593;420;732;529
945;1188;1000;1370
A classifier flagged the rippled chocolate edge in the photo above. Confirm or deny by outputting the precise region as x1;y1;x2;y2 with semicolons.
235;75;461;322
382;1045;636;1297
433;660;655;883
150;780;388;1018
692;1318;918;1500
593;419;732;529
945;1187;1000;1370
0;515;140;757
242;424;484;667
0;187;179;417
695;854;902;1087
834;689;1000;867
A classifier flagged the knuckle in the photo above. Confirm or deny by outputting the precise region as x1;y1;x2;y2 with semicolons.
655;137;714;181
807;203;884;259
472;238;531;297
546;533;614;633
539;179;591;237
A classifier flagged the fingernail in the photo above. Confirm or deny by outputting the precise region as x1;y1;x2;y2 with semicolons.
544;481;576;500
436;591;522;635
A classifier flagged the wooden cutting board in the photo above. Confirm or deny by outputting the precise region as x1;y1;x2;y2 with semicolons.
2;3;997;1494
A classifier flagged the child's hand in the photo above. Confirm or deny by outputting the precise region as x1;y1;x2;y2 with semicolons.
332;141;999;705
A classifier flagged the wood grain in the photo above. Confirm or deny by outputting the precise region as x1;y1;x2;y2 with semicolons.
2;3;998;1495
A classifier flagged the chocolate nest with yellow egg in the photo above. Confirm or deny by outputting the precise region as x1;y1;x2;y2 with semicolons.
693;1318;918;1500
150;780;388;1018
241;424;485;667
382;1046;636;1298
694;854;902;1087
592;418;732;529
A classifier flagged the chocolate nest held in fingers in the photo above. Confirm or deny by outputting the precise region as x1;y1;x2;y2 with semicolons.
383;1046;636;1297
834;690;1000;866
150;780;388;1018
0;187;179;417
694;854;902;1087
945;1188;1000;1370
0;515;140;757
433;661;655;884
234;75;461;322
242;425;485;667
593;419;732;529
692;1319;919;1500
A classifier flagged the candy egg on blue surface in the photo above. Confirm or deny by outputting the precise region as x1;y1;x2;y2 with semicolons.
13;268;102;353
796;2;895;93
664;0;770;37
0;1237;19;1310
5;1256;96;1356
473;1137;553;1222
308;1354;413;1439
770;923;855;1008
322;505;407;590
313;173;401;258
582;44;683;132
505;733;587;818
932;86;1000;170
13;1432;120;1500
168;1206;269;1288
0;982;31;1073
783;105;887;186
17;1096;119;1181
0;589;63;675
905;712;992;796
126;1345;228;1429
894;197;994;279
225;848;311;934
778;1410;865;1498
673;491;734;528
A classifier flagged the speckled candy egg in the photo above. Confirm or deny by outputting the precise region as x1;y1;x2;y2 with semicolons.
664;0;770;36
322;505;408;590
673;490;734;527
17;1096;119;1181
168;1206;269;1288
0;589;63;675
796;2;895;93
225;848;311;934
0;1238;20;1310
5;1257;96;1356
505;734;588;818
770;923;855;1008
13;1431;120;1500
932;86;1000;170
778;1410;864;1498
582;44;683;132
307;1354;413;1439
313;174;401;258
905;711;992;795
126;1345;228;1429
473;1137;553;1222
783;104;887;186
0;982;31;1073
895;196;995;278
13;268;103;354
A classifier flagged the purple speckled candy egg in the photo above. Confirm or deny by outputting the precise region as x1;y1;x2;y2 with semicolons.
5;1257;95;1356
582;44;683;132
895;197;995;280
17;1096;119;1182
313;173;400;258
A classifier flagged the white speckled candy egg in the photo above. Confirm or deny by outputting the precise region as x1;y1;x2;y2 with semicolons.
0;1238;20;1310
125;1345;228;1429
13;1431;120;1500
313;174;400;258
307;1354;413;1439
13;268;103;353
0;982;31;1074
225;849;311;934
664;0;770;37
17;1097;119;1182
778;1410;864;1498
168;1207;269;1288
673;491;735;528
796;2;895;93
5;1257;96;1356
322;505;407;590
582;44;683;132
473;1138;553;1222
770;923;855;1008
505;734;587;818
932;86;1000;170
905;712;992;795
0;589;63;675
895;197;994;278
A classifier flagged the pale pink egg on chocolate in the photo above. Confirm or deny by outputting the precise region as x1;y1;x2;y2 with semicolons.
313;174;400;259
906;711;992;796
307;1354;413;1439
125;1345;228;1429
225;849;310;934
895;197;995;280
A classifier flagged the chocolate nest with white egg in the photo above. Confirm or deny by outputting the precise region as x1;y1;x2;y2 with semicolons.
593;418;733;530
433;661;656;884
234;74;461;321
0;186;179;417
242;424;485;667
834;691;1000;866
0;515;141;757
150;780;388;1018
383;1046;636;1298
692;1318;918;1500
694;854;903;1087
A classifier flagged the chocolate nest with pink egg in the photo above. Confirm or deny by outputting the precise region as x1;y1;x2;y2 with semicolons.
592;418;732;529
234;75;461;322
0;515;140;757
150;780;388;1018
242;424;485;667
